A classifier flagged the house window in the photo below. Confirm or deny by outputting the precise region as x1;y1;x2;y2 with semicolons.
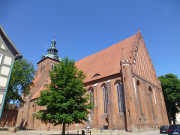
89;88;94;114
116;82;125;113
102;84;108;113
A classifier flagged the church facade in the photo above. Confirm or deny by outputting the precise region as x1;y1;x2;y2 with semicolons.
16;30;169;131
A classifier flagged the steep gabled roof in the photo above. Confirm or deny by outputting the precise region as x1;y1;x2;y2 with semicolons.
75;32;138;83
0;25;22;60
30;31;140;100
30;85;45;101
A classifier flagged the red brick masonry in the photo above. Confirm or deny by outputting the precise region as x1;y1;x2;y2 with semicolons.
16;30;169;131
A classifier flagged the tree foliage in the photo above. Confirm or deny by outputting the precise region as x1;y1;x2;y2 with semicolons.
158;73;180;124
5;58;35;109
33;57;93;135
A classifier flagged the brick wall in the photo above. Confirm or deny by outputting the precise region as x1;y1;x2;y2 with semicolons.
16;34;169;131
0;110;18;127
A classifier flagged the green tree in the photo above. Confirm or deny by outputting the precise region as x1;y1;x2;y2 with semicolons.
158;73;180;124
33;57;93;135
5;58;35;109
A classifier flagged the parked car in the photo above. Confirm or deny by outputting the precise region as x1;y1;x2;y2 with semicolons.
160;125;168;133
168;125;180;135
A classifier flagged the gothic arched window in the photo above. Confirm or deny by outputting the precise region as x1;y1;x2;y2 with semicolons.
51;63;54;70
149;86;156;116
137;80;144;116
89;87;94;114
116;82;125;113
102;84;108;113
40;65;45;74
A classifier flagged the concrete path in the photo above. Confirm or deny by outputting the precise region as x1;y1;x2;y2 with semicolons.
0;129;164;135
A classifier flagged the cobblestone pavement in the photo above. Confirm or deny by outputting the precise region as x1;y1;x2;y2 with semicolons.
0;129;164;135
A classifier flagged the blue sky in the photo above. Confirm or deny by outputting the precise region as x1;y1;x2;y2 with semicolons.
0;0;180;78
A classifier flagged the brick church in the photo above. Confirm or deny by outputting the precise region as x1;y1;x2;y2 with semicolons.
16;30;169;131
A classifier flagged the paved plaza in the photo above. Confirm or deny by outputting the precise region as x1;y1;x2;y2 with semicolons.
0;129;163;135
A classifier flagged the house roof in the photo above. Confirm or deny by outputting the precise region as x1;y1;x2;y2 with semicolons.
0;25;22;60
75;32;138;83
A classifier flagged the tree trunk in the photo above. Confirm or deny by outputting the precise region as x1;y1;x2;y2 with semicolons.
172;116;176;124
62;123;65;135
173;119;176;124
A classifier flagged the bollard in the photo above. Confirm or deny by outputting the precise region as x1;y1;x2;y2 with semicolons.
82;130;85;135
101;128;102;135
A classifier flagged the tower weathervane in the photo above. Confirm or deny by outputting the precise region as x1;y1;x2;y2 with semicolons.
53;33;56;41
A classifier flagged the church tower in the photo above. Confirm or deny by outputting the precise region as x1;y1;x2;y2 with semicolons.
16;39;61;129
36;40;61;77
41;40;61;62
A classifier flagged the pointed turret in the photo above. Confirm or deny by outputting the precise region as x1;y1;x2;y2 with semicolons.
47;40;59;59
38;39;61;63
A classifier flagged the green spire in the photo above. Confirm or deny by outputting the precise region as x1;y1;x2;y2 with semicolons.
47;40;58;55
40;39;61;62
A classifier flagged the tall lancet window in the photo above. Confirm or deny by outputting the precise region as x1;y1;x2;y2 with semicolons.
51;63;54;70
89;88;94;114
102;84;108;113
137;80;144;116
116;82;125;113
149;86;156;116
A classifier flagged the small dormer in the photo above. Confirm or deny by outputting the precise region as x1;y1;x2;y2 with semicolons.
92;73;101;78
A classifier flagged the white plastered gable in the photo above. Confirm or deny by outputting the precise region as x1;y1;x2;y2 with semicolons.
1;43;6;50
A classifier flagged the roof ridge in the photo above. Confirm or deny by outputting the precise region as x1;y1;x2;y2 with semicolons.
0;24;22;60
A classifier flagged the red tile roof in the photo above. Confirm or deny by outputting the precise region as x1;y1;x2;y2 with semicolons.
30;85;45;101
32;73;42;84
75;33;137;83
30;31;139;100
